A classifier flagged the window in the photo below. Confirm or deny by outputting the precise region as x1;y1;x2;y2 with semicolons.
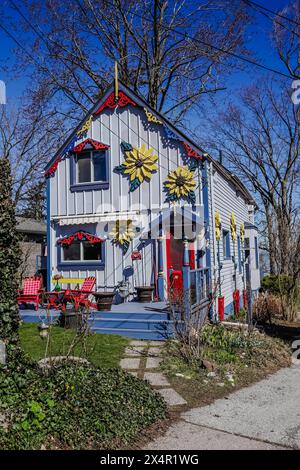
237;236;242;273
254;236;259;269
76;150;107;184
62;241;103;263
222;230;231;259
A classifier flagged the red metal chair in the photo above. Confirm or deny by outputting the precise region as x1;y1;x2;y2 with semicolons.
17;276;43;311
61;277;96;311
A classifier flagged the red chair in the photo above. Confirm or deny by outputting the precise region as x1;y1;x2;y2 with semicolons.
17;276;43;311
61;277;96;311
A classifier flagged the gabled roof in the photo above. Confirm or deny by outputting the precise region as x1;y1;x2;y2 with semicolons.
45;81;256;207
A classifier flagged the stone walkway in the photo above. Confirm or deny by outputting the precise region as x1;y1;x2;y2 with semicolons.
120;340;187;407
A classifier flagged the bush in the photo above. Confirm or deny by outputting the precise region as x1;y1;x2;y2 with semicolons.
261;274;297;296
0;363;166;450
253;292;283;324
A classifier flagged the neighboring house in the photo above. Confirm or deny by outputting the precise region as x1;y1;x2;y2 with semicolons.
16;217;47;283
44;81;260;317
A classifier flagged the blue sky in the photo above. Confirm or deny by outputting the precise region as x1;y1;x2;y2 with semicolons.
0;0;293;105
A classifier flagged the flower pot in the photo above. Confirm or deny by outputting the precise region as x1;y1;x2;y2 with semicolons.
93;291;115;311
136;286;154;302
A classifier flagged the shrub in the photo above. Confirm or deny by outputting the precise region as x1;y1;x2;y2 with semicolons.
0;363;166;450
260;275;299;322
253;292;283;324
261;274;297;296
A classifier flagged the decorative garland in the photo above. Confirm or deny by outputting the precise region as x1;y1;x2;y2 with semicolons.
143;107;162;125
164;165;196;204
109;220;135;253
77;115;93;138
215;212;222;241
183;142;203;160
72;138;109;153
95;91;137;115
58;231;104;246
45;157;62;178
163;124;179;141
240;223;245;243
230;211;237;241
115;142;158;192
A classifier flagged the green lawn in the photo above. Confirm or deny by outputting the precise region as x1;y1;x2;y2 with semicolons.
20;323;129;368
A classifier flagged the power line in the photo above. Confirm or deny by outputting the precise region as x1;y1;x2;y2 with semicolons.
242;0;300;27
98;0;294;80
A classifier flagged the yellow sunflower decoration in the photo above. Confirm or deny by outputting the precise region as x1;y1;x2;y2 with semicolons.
110;220;135;252
164;166;196;204
115;142;158;192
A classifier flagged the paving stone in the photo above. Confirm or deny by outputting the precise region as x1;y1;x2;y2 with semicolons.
129;340;148;347
120;358;141;370
124;347;145;357
158;388;187;406
148;347;162;357
145;357;162;369
144;372;170;387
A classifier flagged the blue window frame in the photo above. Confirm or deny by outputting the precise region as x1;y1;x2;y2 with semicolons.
237;235;242;273
222;230;231;260
254;236;259;269
58;240;105;269
70;149;109;192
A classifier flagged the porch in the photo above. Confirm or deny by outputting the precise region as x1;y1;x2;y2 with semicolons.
19;301;173;341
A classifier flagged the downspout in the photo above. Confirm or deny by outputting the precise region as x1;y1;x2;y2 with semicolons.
209;162;217;321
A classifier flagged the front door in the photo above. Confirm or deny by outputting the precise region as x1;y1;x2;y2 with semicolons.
166;233;195;295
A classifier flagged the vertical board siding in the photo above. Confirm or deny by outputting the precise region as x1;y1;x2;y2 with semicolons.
212;169;253;312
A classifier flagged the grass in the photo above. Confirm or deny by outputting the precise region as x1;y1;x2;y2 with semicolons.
20;323;129;368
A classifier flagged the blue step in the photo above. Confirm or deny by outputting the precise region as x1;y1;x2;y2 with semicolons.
92;311;169;321
20;305;175;340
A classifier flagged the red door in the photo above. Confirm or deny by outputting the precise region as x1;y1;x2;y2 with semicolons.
166;234;195;295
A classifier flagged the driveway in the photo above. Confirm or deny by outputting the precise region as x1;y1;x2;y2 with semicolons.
145;366;300;450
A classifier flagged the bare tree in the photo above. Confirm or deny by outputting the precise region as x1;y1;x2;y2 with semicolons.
0;104;63;209
207;80;300;275
272;1;300;80
3;0;251;124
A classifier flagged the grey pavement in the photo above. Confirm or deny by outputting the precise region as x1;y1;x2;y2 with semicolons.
146;366;300;450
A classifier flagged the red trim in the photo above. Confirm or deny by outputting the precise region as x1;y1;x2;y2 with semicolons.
166;234;171;290
218;296;225;321
183;142;203;160
189;242;195;269
45;156;61;178
95;91;137;115
72;138;109;153
58;231;104;246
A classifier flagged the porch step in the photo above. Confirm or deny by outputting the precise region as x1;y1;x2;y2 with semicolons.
91;327;169;341
92;311;169;321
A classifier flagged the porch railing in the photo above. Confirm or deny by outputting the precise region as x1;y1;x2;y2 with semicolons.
189;267;210;309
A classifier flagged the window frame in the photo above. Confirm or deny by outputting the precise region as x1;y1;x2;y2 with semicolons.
70;148;109;192
222;229;231;260
58;239;105;269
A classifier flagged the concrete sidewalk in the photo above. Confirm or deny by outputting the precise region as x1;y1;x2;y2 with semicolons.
145;366;300;450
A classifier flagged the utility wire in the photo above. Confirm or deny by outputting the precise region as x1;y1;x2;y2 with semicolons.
242;0;300;27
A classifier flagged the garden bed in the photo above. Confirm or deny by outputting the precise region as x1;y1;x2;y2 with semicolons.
159;324;291;409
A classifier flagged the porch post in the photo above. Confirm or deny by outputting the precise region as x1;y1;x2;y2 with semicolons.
157;213;165;301
182;236;191;317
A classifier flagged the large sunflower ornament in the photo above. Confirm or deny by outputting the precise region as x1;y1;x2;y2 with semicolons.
164;166;196;204
110;220;135;253
115;142;158;192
